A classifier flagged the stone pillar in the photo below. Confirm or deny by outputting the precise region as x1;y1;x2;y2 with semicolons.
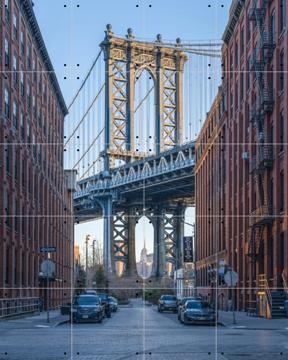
126;209;137;276
175;206;185;270
153;208;166;277
155;48;164;154
101;196;113;274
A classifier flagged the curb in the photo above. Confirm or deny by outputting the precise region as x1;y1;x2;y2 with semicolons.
53;318;70;327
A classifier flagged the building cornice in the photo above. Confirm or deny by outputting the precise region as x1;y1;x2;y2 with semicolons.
222;0;246;44
19;0;68;115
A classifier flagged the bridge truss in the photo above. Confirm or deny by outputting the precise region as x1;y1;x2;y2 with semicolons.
65;25;222;277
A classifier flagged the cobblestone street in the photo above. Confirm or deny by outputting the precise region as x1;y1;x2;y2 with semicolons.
0;300;287;360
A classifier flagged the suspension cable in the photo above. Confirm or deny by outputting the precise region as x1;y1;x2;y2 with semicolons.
134;86;155;113
67;50;102;111
64;83;105;146
73;128;104;169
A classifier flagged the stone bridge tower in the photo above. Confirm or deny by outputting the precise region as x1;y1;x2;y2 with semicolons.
96;25;188;278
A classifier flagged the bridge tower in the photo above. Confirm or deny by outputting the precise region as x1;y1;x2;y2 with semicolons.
90;26;188;277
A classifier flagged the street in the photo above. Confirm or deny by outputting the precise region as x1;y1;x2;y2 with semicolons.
0;300;287;360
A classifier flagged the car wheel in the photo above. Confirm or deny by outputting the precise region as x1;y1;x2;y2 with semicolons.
98;317;103;324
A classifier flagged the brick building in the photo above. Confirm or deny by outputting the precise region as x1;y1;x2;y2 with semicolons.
196;0;288;315
0;0;74;315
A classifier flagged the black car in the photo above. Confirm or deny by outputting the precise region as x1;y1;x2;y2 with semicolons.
158;295;178;313
72;295;104;323
179;300;217;325
97;293;112;317
107;296;118;312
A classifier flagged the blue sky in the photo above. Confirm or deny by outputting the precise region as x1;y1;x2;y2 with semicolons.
33;0;231;261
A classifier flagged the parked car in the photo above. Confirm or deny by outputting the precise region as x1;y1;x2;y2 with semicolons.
97;293;112;318
158;295;178;313
83;289;97;296
179;300;217;325
108;296;118;312
72;295;104;323
177;297;200;321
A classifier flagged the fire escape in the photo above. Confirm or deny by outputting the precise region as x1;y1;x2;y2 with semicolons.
248;0;275;262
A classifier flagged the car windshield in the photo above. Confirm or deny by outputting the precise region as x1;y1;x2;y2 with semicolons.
98;294;108;300
162;295;177;301
182;298;194;305
186;301;207;309
74;296;100;306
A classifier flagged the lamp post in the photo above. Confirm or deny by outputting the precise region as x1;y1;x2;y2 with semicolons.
182;220;196;296
85;235;91;287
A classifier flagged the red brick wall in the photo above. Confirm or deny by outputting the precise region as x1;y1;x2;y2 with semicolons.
0;0;73;310
196;0;288;311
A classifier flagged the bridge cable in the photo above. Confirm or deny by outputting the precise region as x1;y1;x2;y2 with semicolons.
135;86;155;114
67;50;102;111
64;83;105;146
79;82;153;180
73;128;104;170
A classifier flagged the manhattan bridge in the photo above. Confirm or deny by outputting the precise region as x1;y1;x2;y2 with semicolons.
65;25;221;279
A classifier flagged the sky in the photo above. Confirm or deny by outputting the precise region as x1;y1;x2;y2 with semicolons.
33;0;231;262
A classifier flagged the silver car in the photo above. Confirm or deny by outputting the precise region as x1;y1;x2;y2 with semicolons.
158;295;178;313
179;300;217;325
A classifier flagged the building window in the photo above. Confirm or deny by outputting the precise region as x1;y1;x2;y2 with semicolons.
20;31;25;55
240;71;244;101
235;81;238;109
14;200;19;232
247;57;251;90
240;28;244;56
27;122;31;145
235;42;238;68
4;88;10;118
230;52;233;78
280;51;284;92
20;71;25;97
279;170;284;212
279;111;284;152
27;45;31;70
4;37;10;67
20;113;25;140
13;100;18;128
27;82;31;108
13;55;18;85
4;0;10;22
270;10;275;45
32;95;36;117
32;58;36;81
13;13;18;40
280;0;286;33
247;21;251;42
6;144;11;175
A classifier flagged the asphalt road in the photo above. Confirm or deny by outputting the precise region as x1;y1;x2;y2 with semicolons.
0;300;287;360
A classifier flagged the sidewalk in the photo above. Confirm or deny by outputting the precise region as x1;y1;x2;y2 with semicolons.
219;310;288;330
0;310;69;329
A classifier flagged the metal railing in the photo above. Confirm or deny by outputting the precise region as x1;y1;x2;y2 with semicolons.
282;271;288;294
249;205;272;227
258;274;272;319
0;297;40;319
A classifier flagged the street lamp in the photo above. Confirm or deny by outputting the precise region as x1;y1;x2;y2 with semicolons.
182;220;197;296
85;235;91;287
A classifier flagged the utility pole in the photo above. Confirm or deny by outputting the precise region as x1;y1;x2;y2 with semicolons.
85;235;91;288
92;239;96;268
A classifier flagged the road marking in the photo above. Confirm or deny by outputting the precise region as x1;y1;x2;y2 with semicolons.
35;325;51;328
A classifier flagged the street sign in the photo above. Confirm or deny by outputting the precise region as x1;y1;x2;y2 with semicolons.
40;246;56;253
41;260;56;277
183;236;193;262
224;270;238;287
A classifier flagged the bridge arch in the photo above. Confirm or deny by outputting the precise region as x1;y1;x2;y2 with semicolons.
135;215;154;279
134;67;156;155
